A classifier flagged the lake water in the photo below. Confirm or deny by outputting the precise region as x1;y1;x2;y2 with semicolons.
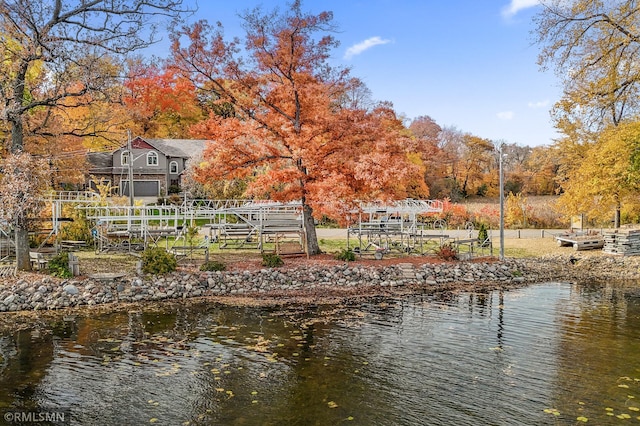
1;281;640;425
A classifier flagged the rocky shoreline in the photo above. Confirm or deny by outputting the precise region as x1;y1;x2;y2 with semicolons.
0;254;639;312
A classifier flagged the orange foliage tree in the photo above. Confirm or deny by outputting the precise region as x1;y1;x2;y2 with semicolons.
170;1;424;254
124;62;203;138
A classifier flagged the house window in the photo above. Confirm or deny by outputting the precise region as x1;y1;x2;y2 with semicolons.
169;161;178;174
121;151;129;165
147;151;158;166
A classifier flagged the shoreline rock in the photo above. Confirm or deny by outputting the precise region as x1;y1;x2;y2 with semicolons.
0;254;638;313
0;259;528;312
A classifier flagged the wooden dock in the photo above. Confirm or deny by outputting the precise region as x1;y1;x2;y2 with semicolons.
555;232;604;251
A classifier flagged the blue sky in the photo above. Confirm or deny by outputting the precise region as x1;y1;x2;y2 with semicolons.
178;0;556;147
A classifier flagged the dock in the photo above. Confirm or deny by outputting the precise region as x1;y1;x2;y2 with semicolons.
555;232;604;251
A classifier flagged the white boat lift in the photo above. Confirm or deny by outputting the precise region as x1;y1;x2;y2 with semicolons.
39;194;451;258
83;199;305;254
347;199;447;258
205;200;304;253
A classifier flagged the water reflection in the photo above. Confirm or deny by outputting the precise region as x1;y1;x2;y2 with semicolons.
0;282;639;425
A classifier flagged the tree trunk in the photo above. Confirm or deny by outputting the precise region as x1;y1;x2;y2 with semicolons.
9;71;28;270
302;203;320;255
615;202;621;228
15;226;31;271
10;116;24;153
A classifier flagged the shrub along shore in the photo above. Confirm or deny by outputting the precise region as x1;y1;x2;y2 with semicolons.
0;253;639;313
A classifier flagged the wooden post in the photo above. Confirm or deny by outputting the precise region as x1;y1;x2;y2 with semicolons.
68;252;80;276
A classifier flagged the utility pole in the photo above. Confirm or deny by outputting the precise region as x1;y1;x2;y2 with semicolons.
127;130;134;207
499;143;505;261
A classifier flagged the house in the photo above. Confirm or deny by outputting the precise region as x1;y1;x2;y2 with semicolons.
87;137;208;198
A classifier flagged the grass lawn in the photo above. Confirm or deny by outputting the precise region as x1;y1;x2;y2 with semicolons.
67;231;578;277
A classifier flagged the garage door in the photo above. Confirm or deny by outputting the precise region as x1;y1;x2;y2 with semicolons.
121;180;160;197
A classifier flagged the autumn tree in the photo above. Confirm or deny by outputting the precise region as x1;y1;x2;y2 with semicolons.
535;0;640;226
428;126;465;200
535;0;640;128
408;116;443;194
458;134;494;197
522;145;560;195
0;0;191;153
0;152;50;270
337;77;375;111
409;115;442;144
123;61;204;139
30;57;131;188
0;0;191;270
170;1;423;255
557;121;640;226
181;152;247;200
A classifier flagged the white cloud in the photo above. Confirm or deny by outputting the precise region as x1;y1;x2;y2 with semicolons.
497;111;515;120
501;0;540;19
344;36;391;60
528;100;549;108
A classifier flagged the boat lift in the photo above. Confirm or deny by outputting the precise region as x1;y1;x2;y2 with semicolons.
85;204;185;253
84;199;305;254
206;200;304;253
347;199;447;258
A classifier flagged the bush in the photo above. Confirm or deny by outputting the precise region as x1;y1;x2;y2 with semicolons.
48;251;73;278
335;248;356;261
261;253;283;268
200;260;226;272
477;223;489;246
167;194;182;205
142;247;177;274
58;205;92;243
435;243;458;261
